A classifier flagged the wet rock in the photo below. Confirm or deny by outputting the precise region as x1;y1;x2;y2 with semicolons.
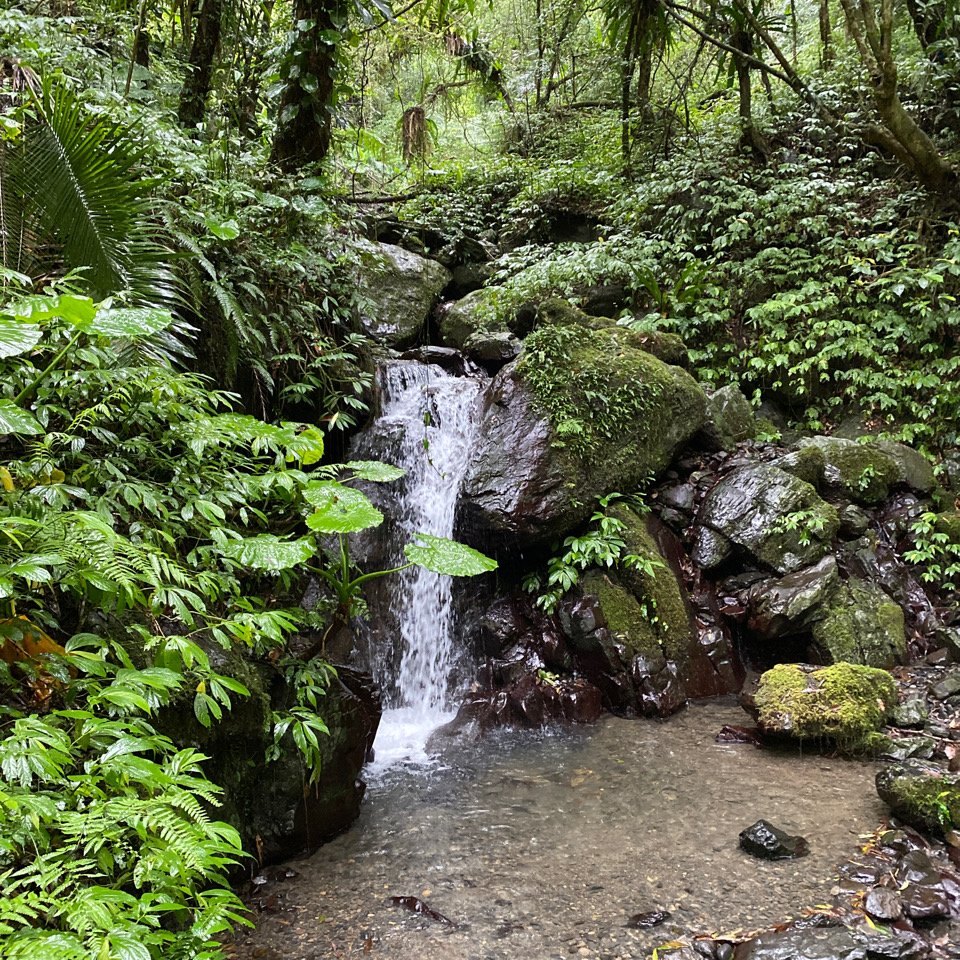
875;441;936;494
439;287;512;350
810;579;906;669
797;437;900;506
864;886;903;922
460;300;707;544
691;525;735;570
700;384;758;451
753;662;896;744
355;240;451;348
876;760;960;835
733;925;923;960
739;819;810;859
896;849;951;920
930;672;960;700
462;329;522;365
773;445;826;486
839;504;871;539
626;909;672;928
744;556;839;641
695;463;839;574
879;736;937;761
398;345;480;377
893;699;930;728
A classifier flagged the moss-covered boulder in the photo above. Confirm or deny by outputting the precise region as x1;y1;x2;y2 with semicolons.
935;511;960;543
692;463;839;574
439;287;509;349
796;436;933;506
773;445;826;487
810;579;906;669
460;300;707;543
754;662;896;744
876;760;960;835
700;384;758;450
355;239;451;348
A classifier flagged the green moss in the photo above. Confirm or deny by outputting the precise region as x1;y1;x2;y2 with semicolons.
755;662;896;745
878;763;960;834
811;580;906;669
935;511;960;544
778;445;826;486
440;287;509;349
584;570;664;661
798;438;899;506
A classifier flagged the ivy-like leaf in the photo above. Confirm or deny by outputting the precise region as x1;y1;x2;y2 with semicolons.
0;399;43;435
342;460;405;482
220;535;315;571
304;481;383;533
403;533;498;576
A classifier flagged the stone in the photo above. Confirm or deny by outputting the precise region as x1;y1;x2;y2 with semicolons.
796;437;900;506
460;301;707;544
622;328;689;366
935;511;960;544
744;556;839;641
930;672;960;700
893;699;929;728
691;525;734;570
809;579;906;669
773;446;826;486
864;886;902;922
839;504;870;539
734;926;925;960
876;759;960;834
879;736;936;761
874;441;936;494
439;287;510;350
462;329;522;365
753;662;896;744
738;819;810;859
695;463;839;574
355;240;451;348
700;384;758;451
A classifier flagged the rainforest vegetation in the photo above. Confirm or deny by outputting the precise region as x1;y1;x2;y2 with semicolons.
1;0;959;957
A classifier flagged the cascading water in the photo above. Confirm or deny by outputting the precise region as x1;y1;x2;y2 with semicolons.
355;360;485;773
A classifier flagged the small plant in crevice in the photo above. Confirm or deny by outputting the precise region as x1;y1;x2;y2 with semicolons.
523;493;662;622
904;512;960;595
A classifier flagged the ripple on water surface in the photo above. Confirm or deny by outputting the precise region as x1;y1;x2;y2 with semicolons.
232;699;888;960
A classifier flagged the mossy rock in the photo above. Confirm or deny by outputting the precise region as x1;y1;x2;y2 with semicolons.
754;662;896;744
440;287;510;350
797;437;900;506
622;329;689;367
935;511;960;544
700;384;758;450
876;759;960;835
774;446;826;487
810;579;906;669
461;300;707;542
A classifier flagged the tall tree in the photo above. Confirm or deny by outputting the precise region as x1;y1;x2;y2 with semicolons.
178;0;225;127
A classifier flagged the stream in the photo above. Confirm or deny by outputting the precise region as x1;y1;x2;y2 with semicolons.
232;699;885;960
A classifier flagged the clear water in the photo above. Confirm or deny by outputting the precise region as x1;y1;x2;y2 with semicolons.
363;362;484;772
233;700;887;960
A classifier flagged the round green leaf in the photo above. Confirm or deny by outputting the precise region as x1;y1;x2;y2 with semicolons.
0;400;43;436
0;316;42;358
403;534;498;577
204;216;241;240
80;307;174;339
220;535;315;571
342;460;405;482
304;481;383;533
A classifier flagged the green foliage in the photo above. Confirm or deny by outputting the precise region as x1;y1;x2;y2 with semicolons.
904;511;960;594
523;493;660;615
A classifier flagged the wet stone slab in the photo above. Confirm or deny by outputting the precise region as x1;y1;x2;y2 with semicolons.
229;700;888;960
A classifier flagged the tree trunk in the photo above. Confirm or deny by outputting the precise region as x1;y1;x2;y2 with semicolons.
177;0;223;127
905;0;943;48
271;0;343;171
819;0;833;66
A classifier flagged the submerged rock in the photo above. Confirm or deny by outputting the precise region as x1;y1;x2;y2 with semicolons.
876;759;960;834
355;240;451;348
739;819;810;859
460;300;707;543
734;925;924;960
752;662;896;744
810;579;906;669
693;463;839;574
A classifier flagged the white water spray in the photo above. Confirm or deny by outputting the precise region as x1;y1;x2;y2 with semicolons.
363;361;484;773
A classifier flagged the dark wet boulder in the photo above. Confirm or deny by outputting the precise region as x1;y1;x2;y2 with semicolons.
739;819;809;859
700;384;758;451
875;441;936;495
462;329;522;365
810;579;906;669
876;759;960;834
838;504;871;539
864;886;903;922
693;463;839;574
733;925;925;960
753;662;896;745
460;300;707;544
355;240;451;348
743;556;840;641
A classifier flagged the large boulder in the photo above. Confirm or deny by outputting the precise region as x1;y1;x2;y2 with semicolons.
752;662;896;744
460;301;707;544
810;579;906;669
743;556;841;641
700;384;758;450
355;240;451;348
692;463;839;574
876;759;960;835
797;436;933;506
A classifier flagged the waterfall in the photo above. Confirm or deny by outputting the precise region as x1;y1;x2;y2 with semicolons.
354;360;485;772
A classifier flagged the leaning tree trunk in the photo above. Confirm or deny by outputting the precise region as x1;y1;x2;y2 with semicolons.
838;0;956;193
271;0;343;171
177;0;223;127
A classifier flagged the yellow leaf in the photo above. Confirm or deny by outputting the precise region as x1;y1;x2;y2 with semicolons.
0;467;13;492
